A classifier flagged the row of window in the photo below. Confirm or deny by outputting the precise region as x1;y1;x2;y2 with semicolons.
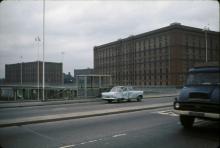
184;34;219;49
95;34;170;56
95;46;170;59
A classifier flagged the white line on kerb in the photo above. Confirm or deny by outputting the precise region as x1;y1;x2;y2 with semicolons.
112;133;127;138
59;144;75;148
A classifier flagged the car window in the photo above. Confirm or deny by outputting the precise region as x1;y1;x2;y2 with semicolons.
127;86;133;91
122;87;127;91
110;86;123;92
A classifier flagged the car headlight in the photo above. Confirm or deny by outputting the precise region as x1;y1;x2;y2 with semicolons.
174;102;180;109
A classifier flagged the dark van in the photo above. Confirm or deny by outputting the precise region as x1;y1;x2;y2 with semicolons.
173;62;220;128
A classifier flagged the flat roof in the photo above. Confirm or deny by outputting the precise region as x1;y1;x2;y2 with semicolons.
76;74;111;77
5;61;62;66
0;84;77;89
94;23;219;49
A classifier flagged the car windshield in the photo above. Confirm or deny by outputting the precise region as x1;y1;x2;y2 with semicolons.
110;87;123;92
186;72;220;85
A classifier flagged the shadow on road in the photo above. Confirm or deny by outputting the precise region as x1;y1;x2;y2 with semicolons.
180;121;220;141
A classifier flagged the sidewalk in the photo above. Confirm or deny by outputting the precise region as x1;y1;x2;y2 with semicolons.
0;93;178;109
0;98;101;109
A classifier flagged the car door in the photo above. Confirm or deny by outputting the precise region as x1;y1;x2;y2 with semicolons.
122;87;129;99
127;86;133;99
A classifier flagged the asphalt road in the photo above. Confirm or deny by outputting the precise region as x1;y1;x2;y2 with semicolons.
0;97;174;120
0;107;219;148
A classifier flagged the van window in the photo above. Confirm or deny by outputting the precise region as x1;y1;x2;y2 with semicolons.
186;72;220;85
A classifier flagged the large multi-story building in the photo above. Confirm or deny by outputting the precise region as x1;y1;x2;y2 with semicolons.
94;23;219;86
5;61;63;85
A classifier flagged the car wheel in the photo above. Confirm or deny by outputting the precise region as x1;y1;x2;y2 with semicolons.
117;99;122;103
137;96;142;102
127;99;131;102
180;115;195;129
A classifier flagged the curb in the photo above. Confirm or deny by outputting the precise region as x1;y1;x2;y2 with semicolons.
0;94;178;109
0;99;101;109
0;102;172;128
144;94;178;99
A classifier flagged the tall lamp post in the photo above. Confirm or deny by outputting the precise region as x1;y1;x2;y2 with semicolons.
61;51;65;85
20;56;23;85
42;0;45;101
35;36;40;101
61;51;65;63
203;26;209;62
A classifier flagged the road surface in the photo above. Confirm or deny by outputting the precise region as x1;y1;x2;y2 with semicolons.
0;97;174;120
0;106;219;148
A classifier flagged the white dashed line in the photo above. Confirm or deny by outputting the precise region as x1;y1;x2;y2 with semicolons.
112;133;127;138
59;144;75;148
80;142;86;145
78;138;102;145
88;140;98;143
60;134;126;148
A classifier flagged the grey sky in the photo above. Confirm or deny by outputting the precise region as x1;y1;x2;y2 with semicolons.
0;0;219;78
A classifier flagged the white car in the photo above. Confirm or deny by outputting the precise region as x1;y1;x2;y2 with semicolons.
102;86;144;103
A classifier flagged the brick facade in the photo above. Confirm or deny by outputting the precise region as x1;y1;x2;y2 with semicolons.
94;23;219;86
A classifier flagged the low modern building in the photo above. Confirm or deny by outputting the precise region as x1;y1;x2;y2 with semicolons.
5;61;63;85
76;74;112;98
94;23;219;86
74;68;94;77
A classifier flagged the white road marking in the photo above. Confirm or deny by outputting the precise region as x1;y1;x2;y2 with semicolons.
78;138;102;146
169;113;178;116
88;140;98;143
112;133;127;138
154;110;178;116
59;144;75;148
194;119;206;125
62;134;125;148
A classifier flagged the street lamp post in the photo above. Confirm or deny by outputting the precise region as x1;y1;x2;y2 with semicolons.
20;56;23;85
35;36;40;101
203;26;209;62
61;51;65;85
61;51;65;63
42;0;45;101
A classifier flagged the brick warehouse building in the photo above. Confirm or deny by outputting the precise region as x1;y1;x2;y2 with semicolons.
94;23;219;86
5;61;63;85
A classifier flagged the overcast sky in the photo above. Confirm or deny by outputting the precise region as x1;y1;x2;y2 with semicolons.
0;0;219;78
